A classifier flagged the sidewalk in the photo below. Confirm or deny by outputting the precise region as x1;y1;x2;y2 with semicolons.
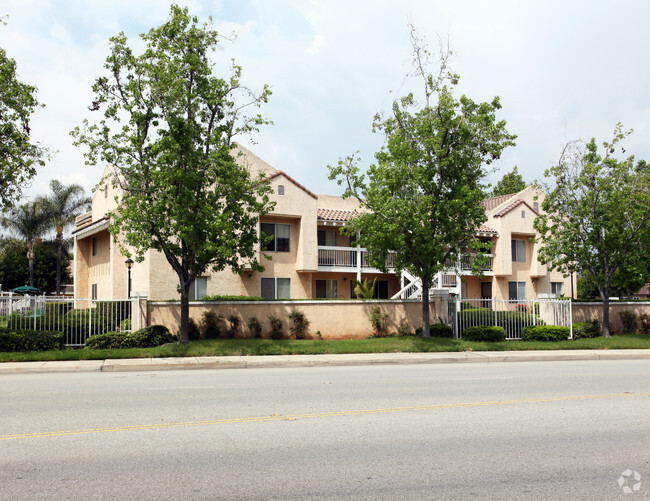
1;349;649;374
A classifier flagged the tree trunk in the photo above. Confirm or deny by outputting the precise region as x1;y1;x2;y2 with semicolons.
55;227;63;296
420;275;431;337
599;283;611;338
27;240;35;287
179;287;190;343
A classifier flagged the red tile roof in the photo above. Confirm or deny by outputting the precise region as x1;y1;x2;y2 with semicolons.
493;198;539;217
482;193;517;211
317;208;361;221
477;224;497;234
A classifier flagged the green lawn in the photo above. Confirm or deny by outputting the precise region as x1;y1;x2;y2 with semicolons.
1;334;649;363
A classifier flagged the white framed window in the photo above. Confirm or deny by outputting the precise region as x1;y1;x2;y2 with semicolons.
317;229;337;246
189;277;208;300
316;279;338;299
261;222;290;252
511;239;526;262
261;277;291;300
508;281;526;301
551;282;563;296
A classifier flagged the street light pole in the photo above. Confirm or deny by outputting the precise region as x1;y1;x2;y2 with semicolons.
125;258;134;298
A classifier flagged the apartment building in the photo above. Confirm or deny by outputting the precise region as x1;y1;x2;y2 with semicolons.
72;146;574;302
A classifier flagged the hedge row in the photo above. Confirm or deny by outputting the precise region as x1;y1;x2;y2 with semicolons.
84;325;176;350
461;326;506;342
0;328;65;352
521;325;570;342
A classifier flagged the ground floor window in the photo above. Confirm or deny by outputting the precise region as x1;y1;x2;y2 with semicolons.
373;280;389;299
316;279;338;299
261;277;291;300
508;281;526;301
551;282;563;296
91;283;97;300
189;277;208;300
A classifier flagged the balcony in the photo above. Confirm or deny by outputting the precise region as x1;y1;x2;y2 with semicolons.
444;254;494;275
317;246;395;273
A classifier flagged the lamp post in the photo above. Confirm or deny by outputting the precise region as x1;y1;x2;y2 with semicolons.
125;258;134;298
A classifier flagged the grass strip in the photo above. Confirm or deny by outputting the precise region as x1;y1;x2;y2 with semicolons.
0;334;649;363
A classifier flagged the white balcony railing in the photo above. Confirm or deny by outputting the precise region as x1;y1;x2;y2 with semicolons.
317;246;395;271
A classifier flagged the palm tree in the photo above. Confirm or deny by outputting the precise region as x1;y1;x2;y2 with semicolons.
39;180;91;295
1;201;50;287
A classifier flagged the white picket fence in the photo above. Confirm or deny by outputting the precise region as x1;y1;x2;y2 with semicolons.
0;295;137;347
452;297;573;340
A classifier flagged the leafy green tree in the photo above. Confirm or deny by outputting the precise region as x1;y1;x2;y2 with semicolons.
0;17;48;208
491;165;526;196
535;124;650;336
1;201;50;287
39;179;90;295
329;30;516;336
72;5;274;342
0;238;71;293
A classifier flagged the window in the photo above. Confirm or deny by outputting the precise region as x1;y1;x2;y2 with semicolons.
189;277;207;300
508;281;526;301
278;185;285;195
261;277;291;300
91;283;98;300
317;230;337;246
551;282;563;296
521;210;526;219
533;201;539;212
92;237;97;256
511;239;526;262
261;223;290;252
316;279;338;299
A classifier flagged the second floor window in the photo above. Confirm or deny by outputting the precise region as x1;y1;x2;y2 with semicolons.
261;222;290;252
317;229;337;246
511;239;526;262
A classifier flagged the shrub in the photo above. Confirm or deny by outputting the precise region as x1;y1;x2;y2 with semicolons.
130;325;176;347
287;310;310;339
200;311;221;339
462;325;506;342
268;315;284;340
458;308;543;339
415;323;453;338
247;316;262;338
0;329;65;352
573;320;601;340
371;306;389;337
85;325;176;349
619;310;638;334
227;314;241;338
397;319;412;337
187;318;201;341
639;313;650;335
521;325;570;342
84;332;134;350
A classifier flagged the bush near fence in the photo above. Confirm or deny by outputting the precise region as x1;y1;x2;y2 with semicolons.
415;323;454;338
0;328;65;352
572;321;601;340
458;307;544;339
84;325;176;350
462;325;507;342
521;325;570;342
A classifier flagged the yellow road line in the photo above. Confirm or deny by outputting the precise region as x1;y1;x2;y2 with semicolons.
2;392;648;441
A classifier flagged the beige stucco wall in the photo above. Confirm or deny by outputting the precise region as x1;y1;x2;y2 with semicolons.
572;302;650;333
148;299;446;339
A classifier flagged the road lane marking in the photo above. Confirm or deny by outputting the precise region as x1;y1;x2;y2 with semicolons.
2;392;648;441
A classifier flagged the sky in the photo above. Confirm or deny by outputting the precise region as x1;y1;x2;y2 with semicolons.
2;0;649;203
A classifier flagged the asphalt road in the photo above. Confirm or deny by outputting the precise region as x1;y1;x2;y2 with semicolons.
1;360;649;500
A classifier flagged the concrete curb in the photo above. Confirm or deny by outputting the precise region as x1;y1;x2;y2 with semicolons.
0;349;649;374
